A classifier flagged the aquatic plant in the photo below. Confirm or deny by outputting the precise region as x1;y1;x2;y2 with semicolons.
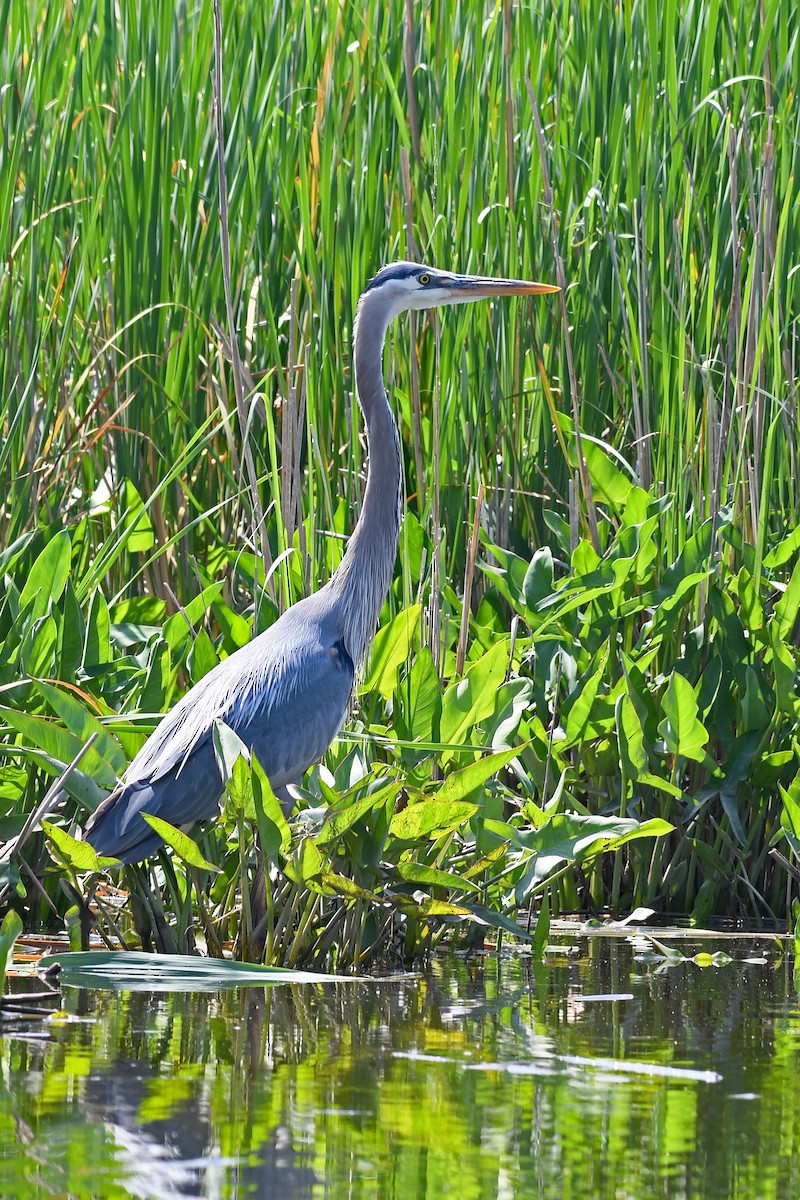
0;0;797;958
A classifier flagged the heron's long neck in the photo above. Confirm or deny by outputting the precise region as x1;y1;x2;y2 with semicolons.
331;298;402;668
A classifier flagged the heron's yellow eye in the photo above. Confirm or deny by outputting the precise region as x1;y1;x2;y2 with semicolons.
418;273;430;285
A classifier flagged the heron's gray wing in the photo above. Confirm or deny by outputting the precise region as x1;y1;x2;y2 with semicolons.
229;635;355;787
84;737;222;863
122;597;348;787
84;606;354;863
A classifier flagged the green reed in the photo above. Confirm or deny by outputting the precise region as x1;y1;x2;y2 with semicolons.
1;0;798;954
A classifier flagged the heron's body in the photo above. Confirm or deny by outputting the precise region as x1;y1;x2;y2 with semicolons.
85;263;556;863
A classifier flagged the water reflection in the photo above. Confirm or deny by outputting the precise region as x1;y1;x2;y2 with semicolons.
1;937;798;1199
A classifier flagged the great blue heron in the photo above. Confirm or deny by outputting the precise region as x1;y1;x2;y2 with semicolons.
84;263;558;863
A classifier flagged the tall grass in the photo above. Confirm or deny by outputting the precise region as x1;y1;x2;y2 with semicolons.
1;0;798;952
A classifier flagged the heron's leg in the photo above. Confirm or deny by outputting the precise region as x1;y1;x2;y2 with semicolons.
274;783;299;818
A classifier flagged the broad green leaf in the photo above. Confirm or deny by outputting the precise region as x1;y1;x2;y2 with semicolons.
736;566;764;635
212;728;291;859
764;525;800;569
42;820;120;872
780;772;800;832
557;412;635;512
140;642;176;713
487;812;672;887
775;557;800;643
658;672;709;763
284;838;324;885
362;604;421;698
461;903;533;941
617;693;648;779
320;872;380;901
404;648;441;742
0;766;27;803
224;754;255;818
141;814;219;871
389;799;479;840
741;666;770;733
768;623;798;719
188;628;220;683
111;596;168;625
394;861;480;894
638;772;683;798
211;596;251;652
118;478;155;553
35;681;127;775
531;892;551;960
163;584;225;650
0;707;118;788
251;753;292;860
563;646;609;748
59;579;85;677
487;679;531;751
390;895;474;919
317;781;400;844
23;614;57;678
435;745;521;805
440;639;509;749
83;588;111;668
522;547;554;611
19;531;71;620
212;720;249;781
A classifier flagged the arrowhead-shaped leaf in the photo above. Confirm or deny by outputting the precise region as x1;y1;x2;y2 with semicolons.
658;672;709;763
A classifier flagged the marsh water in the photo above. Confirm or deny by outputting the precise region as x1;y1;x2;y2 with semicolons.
1;933;798;1199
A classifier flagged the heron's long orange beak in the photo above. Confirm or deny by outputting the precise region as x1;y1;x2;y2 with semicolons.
443;273;560;300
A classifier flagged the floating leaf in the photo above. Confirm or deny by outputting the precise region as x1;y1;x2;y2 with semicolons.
37;950;357;991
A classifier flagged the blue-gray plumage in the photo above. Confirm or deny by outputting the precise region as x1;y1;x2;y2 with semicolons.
84;263;558;863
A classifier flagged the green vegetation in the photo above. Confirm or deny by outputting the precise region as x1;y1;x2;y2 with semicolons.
1;0;798;960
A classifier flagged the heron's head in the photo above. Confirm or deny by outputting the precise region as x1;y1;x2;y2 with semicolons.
361;261;559;322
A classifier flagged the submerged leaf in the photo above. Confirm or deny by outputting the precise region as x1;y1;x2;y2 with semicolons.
36;950;357;990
